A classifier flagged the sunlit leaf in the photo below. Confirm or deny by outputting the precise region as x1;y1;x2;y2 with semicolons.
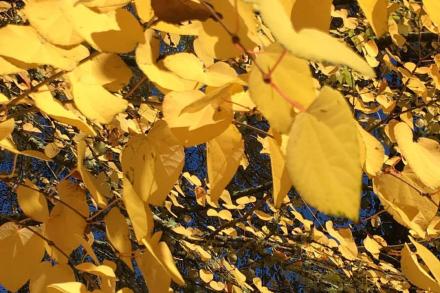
249;43;316;133
290;0;332;32
262;130;291;208
67;3;144;53
326;221;358;260
401;243;440;292
163;53;239;87
104;207;132;268
423;0;440;28
16;179;49;223
163;89;233;146
47;282;89;293
136;29;197;92
196;0;260;59
30;262;75;293
122;177;154;242
44;180;88;263
76;262;116;278
286;87;362;221
24;0;84;46
135;0;154;23
357;0;388;37
79;0;130;12
121;120;184;205
394;122;440;189
70;81;128;124
253;0;375;77
0;223;45;292
77;140;109;207
200;269;213;283
409;237;440;282
68;53;132;92
30;88;96;136
207;124;244;203
373;170;439;238
357;124;385;177
0;25;88;70
0;118;15;141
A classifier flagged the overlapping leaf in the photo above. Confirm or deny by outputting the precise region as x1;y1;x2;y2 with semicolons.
286;87;362;221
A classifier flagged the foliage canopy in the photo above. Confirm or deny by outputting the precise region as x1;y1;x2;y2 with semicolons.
0;0;440;292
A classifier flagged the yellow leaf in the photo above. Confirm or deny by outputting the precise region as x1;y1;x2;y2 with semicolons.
1;138;47;159
0;93;9;103
197;0;260;59
77;140;109;207
394;122;440;189
286;87;362;221
68;4;143;53
253;277;273;293
141;237;183;286
68;53;132;92
423;0;440;28
16;179;49;222
30;88;95;136
253;0;375;77
401;244;440;292
290;0;332;32
163;53;239;87
76;263;116;278
121;121;184;205
207;124;244;203
249;43;316;133
44;142;62;159
24;0;84;46
363;235;384;259
373;171;439;238
0;118;15;141
231;90;256;112
104;207;132;265
205;62;243;87
47;282;88;293
163;89;233;147
326;221;358;260
122;178;154;242
71;81;128;124
136;29;197;92
357;0;388;37
254;210;273;221
0;25;86;70
135;0;154;23
409;237;440;282
135;242;171;293
357;124;385;177
209;281;225;291
0;223;45;292
44;181;88;263
0;137;51;161
236;196;256;205
265;130;292;208
208;209;233;221
218;210;233;221
30;262;75;293
0;56;30;75
162;52;203;84
80;0;130;12
199;269;213;283
156;242;185;286
152;21;202;35
74;234;99;265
